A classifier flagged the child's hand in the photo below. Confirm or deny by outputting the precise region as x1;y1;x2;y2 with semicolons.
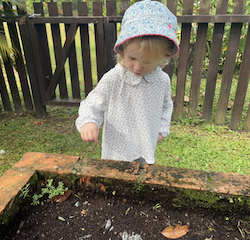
157;134;165;143
80;122;99;145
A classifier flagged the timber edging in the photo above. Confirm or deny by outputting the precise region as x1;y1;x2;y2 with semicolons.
1;151;250;216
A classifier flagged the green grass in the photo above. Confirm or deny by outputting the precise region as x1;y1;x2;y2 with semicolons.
156;123;250;175
1;16;250;178
1;106;250;177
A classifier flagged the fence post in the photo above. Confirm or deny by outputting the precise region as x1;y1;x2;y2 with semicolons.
19;15;47;118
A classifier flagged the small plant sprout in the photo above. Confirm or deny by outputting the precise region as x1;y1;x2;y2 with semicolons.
125;207;131;215
152;203;162;211
19;183;30;199
238;221;246;239
31;179;68;206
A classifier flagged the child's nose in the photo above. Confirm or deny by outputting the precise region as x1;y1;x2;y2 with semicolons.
134;62;143;71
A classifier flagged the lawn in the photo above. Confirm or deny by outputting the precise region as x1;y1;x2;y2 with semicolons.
1;105;250;178
1;17;250;178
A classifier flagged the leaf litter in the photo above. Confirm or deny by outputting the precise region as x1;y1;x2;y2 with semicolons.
5;190;250;240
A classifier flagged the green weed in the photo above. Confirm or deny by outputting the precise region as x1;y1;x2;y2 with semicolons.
31;179;68;206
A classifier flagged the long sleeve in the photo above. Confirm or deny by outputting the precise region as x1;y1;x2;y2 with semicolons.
159;75;173;138
75;76;110;133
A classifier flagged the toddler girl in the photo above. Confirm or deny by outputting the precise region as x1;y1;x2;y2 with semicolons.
76;0;179;164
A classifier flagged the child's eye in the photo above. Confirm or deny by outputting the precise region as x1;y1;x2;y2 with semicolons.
129;57;136;61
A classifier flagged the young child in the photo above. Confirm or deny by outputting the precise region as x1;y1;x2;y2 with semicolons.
76;0;179;164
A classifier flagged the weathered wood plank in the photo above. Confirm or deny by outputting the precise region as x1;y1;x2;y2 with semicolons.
202;0;228;122
32;2;52;104
215;0;245;125
120;0;130;16
29;16;102;24
62;2;81;99
107;15;250;24
3;57;23;113
78;2;93;97
18;16;47;118
188;0;211;118
244;104;250;132
0;63;12;111
167;0;177;15
229;24;250;130
46;23;78;101
45;98;81;106
105;1;117;72
93;2;106;81
162;0;177;78
173;0;194;121
48;2;68;100
3;2;33;113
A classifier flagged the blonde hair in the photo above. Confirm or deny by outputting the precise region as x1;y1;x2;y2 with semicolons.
115;36;174;68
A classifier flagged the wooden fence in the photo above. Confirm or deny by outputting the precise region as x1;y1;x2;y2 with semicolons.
0;0;250;131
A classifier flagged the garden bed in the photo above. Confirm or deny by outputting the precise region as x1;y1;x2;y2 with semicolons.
1;152;250;239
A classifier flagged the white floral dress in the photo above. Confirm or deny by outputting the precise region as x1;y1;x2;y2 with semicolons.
75;64;173;164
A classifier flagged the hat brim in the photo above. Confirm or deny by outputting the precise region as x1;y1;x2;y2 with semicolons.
114;21;179;57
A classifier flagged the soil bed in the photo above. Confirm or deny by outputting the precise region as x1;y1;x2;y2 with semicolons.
4;190;250;240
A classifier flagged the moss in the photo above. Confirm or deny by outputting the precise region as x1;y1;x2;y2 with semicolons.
0;173;39;238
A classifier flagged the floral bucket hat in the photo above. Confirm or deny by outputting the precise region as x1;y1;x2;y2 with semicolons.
114;0;179;57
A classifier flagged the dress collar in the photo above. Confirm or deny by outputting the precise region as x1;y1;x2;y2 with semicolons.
116;64;160;86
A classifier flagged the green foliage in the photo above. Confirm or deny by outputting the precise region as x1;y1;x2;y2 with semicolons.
19;183;30;199
0;0;25;61
31;179;68;206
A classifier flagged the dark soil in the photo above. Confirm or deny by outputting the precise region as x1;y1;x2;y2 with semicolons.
5;192;250;240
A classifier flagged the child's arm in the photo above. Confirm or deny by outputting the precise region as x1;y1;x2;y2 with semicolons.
80;122;99;145
159;75;173;138
76;72;111;140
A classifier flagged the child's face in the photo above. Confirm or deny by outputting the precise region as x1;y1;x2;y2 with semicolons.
123;42;156;77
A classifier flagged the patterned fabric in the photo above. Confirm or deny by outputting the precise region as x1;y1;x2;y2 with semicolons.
76;64;173;164
114;0;179;57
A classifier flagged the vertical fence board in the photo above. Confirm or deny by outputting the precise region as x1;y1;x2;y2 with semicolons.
46;23;78;101
188;0;211;118
4;7;34;113
244;105;250;132
32;2;52;104
48;2;68;100
120;0;130;16
215;0;245;125
202;0;228;122
93;2;106;81
173;0;194;121
62;2;80;99
18;16;47;118
2;4;23;113
229;24;250;130
167;0;177;15
163;0;177;78
0;65;12;111
105;1;117;71
78;2;93;97
3;58;23;113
